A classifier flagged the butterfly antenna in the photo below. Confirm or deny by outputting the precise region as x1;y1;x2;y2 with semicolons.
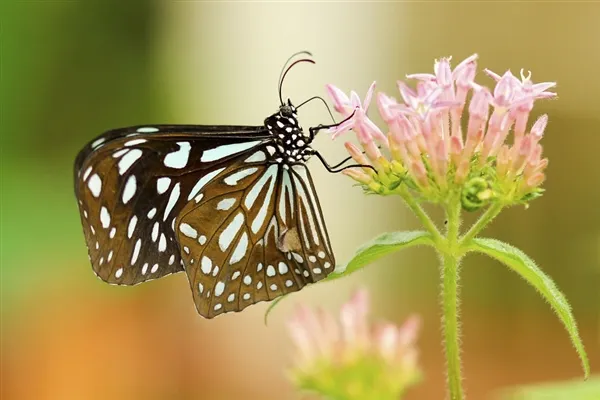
296;96;336;124
278;51;313;100
278;58;315;106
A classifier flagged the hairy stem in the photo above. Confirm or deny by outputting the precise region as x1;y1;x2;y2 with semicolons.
442;251;463;400
401;190;443;244
442;201;464;400
460;203;503;246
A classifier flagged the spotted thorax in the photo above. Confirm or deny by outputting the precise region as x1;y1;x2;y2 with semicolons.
327;54;554;211
264;99;313;165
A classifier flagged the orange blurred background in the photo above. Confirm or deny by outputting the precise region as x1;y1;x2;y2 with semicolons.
2;2;599;399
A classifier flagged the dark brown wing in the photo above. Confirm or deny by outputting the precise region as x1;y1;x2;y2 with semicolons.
74;124;271;286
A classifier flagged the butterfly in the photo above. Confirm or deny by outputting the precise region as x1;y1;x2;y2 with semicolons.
73;52;364;318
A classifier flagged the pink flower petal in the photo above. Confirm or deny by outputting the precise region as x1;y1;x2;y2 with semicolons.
363;81;376;112
325;84;351;115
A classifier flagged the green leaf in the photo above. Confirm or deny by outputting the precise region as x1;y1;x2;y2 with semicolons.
468;238;590;379
264;231;434;325
324;230;435;283
498;376;600;400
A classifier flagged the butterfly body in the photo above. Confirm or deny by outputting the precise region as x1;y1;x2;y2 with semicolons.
74;103;335;318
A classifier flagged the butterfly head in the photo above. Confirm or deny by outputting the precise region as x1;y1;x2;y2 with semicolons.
264;99;313;164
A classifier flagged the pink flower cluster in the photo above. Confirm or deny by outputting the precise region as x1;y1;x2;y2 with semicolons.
287;289;421;394
327;54;554;202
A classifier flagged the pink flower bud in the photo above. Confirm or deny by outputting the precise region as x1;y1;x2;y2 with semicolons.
455;159;470;184
450;135;464;167
526;172;546;189
531;114;549;141
468;86;490;120
342;168;373;185
496;145;510;177
344;142;370;166
375;323;400;362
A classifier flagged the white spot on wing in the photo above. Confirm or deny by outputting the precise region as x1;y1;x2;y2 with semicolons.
88;174;102;197
100;207;110;228
278;262;288;274
127;216;137;238
219;213;244;251
216;198;236;211
83;166;92;181
251;172;277;234
112;149;129;158
118;149;143;175
91;138;105;148
215;282;225;297
163;182;181;221
201;256;212;274
137;127;159;133
163;142;191;169
158;233;167;252
122;175;137;204
201;141;263;162
188;168;225;201
224;168;258;186
245;164;278;209
125;139;147;146
147;208;157;219
245;151;266;163
156;177;171;194
179;223;198;239
230;232;248;264
131;238;141;265
151;221;159;242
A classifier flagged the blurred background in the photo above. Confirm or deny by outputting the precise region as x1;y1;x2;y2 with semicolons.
2;2;599;399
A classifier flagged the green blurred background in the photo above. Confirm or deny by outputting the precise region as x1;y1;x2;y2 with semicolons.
2;2;599;399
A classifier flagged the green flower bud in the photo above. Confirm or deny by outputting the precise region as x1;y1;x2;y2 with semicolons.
461;177;495;211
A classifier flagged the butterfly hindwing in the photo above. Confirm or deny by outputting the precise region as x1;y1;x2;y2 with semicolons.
176;158;336;318
74;125;270;285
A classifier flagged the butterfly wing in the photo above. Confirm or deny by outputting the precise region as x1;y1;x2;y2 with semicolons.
176;161;336;318
74;125;271;285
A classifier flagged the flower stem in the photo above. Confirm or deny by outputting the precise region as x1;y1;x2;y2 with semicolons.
442;201;464;400
442;251;463;400
459;203;504;246
400;189;443;243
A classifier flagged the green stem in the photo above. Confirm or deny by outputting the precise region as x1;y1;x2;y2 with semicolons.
442;201;463;400
460;203;503;246
400;190;443;244
442;251;463;400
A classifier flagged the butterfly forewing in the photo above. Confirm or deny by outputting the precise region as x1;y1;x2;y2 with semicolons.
176;157;335;318
74;125;270;286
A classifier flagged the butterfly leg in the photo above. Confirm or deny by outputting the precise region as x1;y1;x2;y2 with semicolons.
310;151;377;174
308;109;356;140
